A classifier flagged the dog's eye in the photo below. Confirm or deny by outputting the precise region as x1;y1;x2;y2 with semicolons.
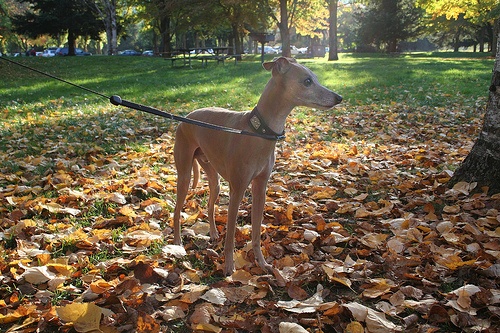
303;78;313;87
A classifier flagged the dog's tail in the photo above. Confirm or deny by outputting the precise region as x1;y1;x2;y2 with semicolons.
191;160;200;189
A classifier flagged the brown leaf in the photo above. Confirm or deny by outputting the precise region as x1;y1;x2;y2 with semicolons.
134;262;162;284
287;284;308;301
136;311;160;333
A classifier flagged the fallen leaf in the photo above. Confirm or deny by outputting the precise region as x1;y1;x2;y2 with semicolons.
279;322;309;333
56;303;103;333
344;302;403;333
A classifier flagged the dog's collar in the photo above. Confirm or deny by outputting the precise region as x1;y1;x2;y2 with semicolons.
248;107;285;140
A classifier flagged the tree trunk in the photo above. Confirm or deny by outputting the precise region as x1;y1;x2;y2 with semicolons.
449;28;500;194
106;0;117;55
453;28;460;52
87;0;118;55
387;39;398;53
479;25;485;53
493;18;499;57
68;29;76;56
328;0;338;61
159;16;172;57
280;0;291;57
229;23;239;55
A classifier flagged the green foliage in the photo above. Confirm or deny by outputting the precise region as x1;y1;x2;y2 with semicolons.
12;0;102;52
354;0;424;52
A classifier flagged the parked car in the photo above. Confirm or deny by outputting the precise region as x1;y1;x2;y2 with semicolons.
257;45;279;54
55;47;92;56
42;47;57;57
142;50;154;56
190;48;213;54
119;49;141;56
290;45;307;55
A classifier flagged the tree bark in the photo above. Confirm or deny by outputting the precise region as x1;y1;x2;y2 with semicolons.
86;0;118;55
105;0;117;55
449;28;500;194
280;0;291;57
493;18;499;57
328;0;338;61
68;29;76;56
159;15;172;56
453;28;460;52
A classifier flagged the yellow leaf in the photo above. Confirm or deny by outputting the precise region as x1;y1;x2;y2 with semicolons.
361;278;395;298
322;264;352;288
46;263;76;277
193;323;222;333
438;255;476;270
56;303;102;333
311;188;337;199
119;205;137;217
0;305;36;324
345;321;365;333
90;279;115;294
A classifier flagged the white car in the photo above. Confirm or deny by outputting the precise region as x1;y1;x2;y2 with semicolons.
42;48;57;57
291;46;308;55
257;46;279;54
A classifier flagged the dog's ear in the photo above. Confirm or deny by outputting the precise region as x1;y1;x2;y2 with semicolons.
263;57;293;74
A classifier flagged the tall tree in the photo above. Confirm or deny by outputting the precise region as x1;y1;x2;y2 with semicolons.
218;0;260;56
327;0;338;60
355;0;423;53
417;0;500;55
86;0;118;55
141;0;184;56
267;0;317;57
449;19;500;194
13;0;102;55
278;0;291;57
0;0;12;53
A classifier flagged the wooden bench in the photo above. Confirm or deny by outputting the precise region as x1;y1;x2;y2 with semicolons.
164;57;186;67
228;54;242;64
197;54;242;67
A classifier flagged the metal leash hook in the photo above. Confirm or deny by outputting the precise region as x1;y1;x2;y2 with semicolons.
0;56;284;141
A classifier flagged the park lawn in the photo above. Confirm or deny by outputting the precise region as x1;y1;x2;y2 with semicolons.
0;53;498;332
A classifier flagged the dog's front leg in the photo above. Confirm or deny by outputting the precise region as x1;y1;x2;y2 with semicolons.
223;184;247;275
251;175;273;273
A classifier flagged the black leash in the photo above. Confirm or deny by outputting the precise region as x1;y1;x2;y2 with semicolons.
0;56;284;141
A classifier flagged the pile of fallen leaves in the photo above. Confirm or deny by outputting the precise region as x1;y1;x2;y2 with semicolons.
1;98;499;333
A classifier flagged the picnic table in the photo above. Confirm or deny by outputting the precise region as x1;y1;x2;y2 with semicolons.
165;47;240;68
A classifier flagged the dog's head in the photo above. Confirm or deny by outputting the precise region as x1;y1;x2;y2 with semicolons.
263;57;342;109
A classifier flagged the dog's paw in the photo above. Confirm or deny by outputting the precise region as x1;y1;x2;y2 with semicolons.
223;262;235;276
173;236;182;245
209;231;219;242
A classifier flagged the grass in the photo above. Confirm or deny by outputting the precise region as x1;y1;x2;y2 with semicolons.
0;52;493;194
1;52;492;162
1;52;492;108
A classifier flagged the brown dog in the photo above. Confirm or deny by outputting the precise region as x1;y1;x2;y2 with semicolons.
172;57;342;274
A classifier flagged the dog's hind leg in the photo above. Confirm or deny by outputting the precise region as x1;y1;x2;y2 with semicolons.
173;133;197;245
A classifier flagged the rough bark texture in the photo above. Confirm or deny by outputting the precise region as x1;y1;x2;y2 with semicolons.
328;0;338;61
449;32;500;194
280;0;291;58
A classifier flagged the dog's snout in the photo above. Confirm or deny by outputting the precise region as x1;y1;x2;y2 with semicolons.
336;94;343;103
